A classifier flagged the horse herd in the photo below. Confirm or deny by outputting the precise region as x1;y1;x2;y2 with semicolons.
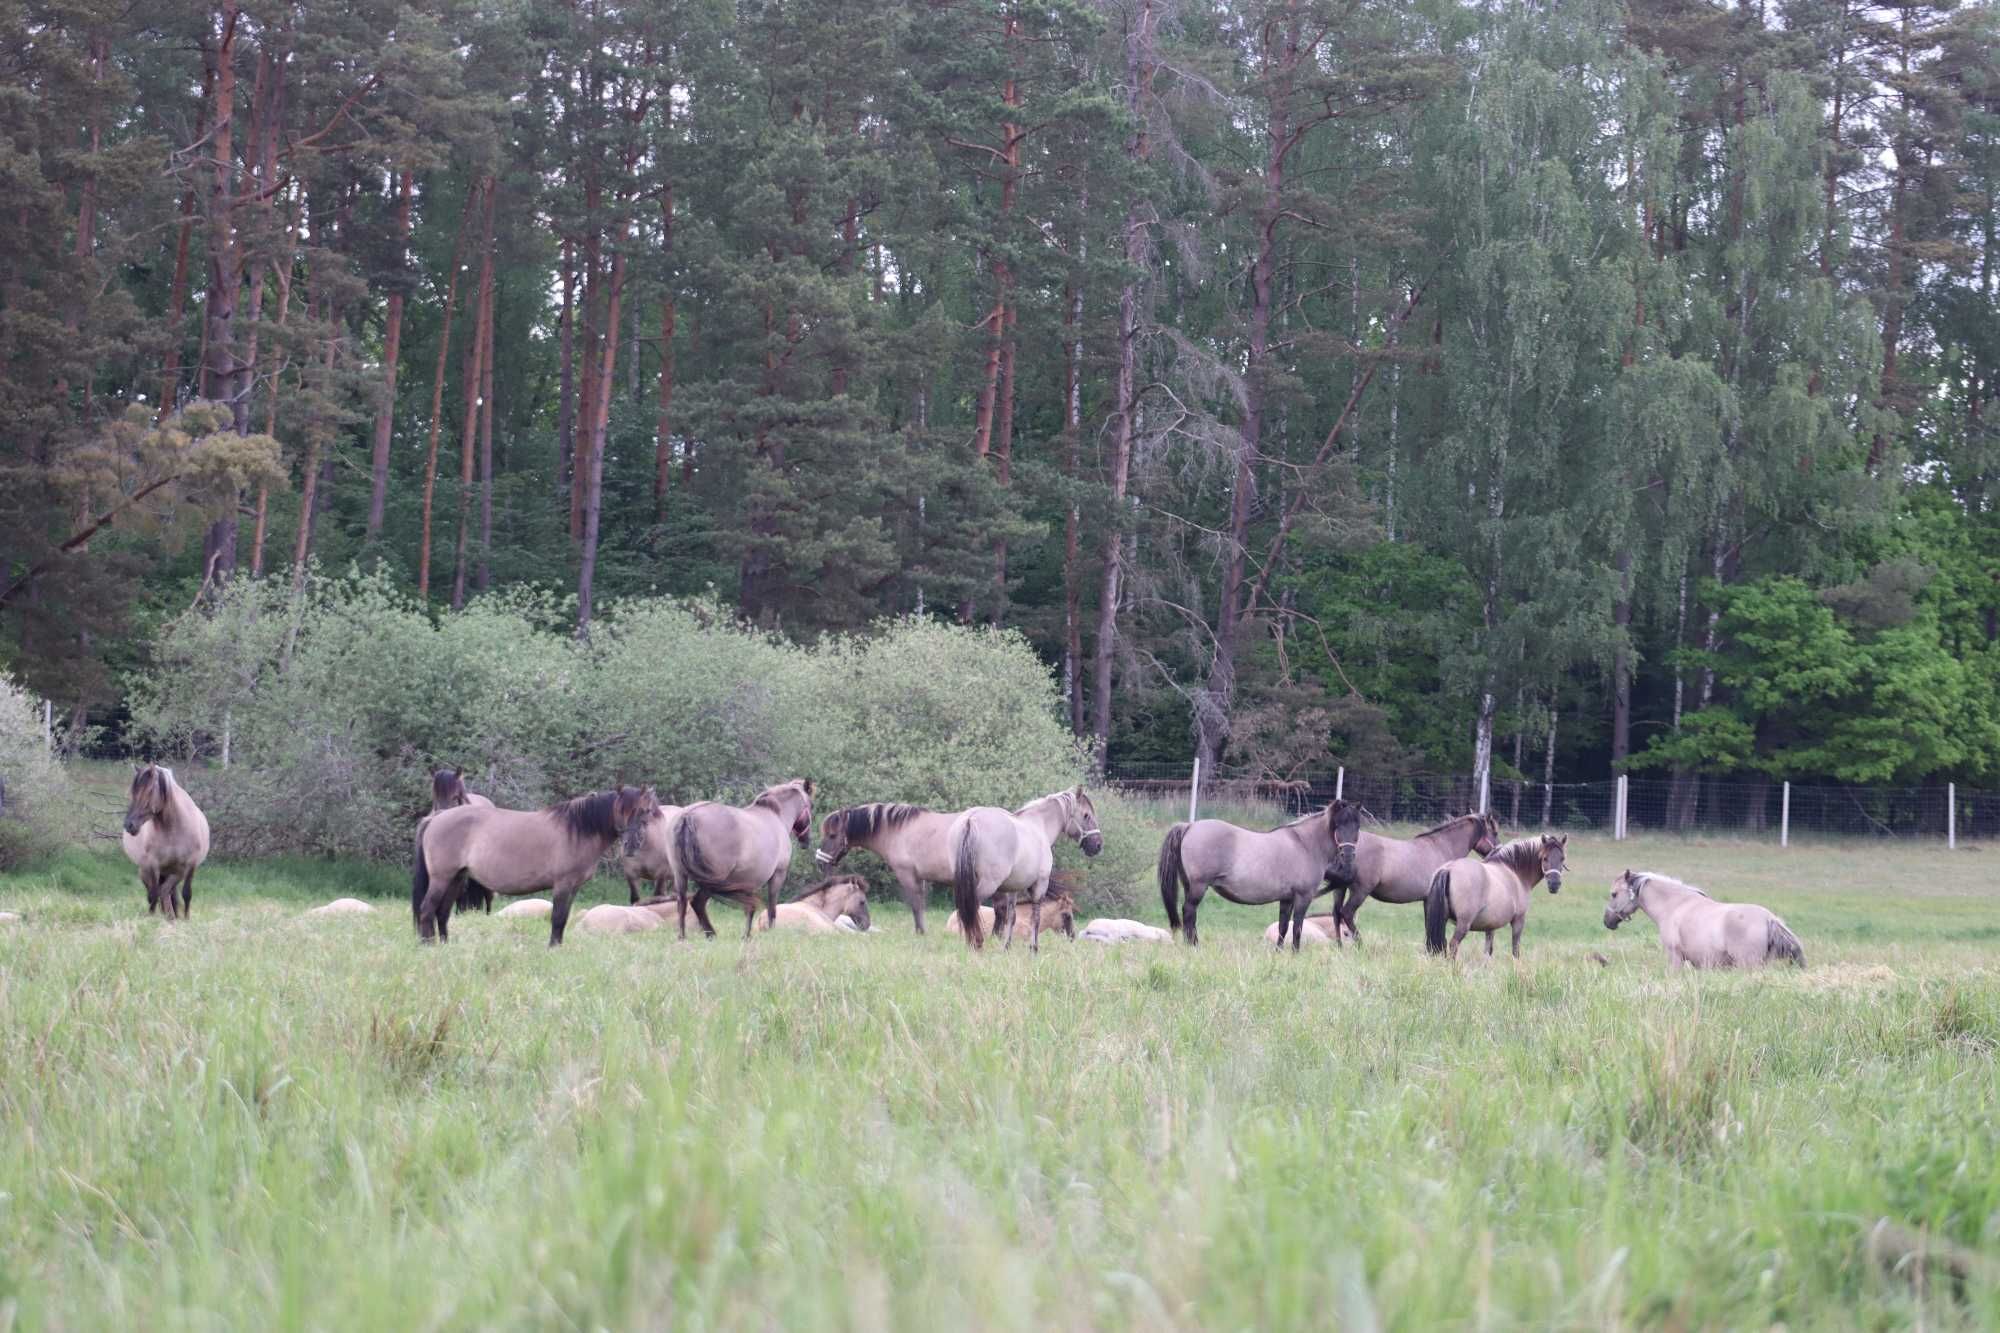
117;762;1806;969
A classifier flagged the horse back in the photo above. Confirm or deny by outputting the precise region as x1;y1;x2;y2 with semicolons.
683;801;788;887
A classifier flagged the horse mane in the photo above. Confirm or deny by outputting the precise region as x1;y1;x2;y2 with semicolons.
549;790;620;841
1632;870;1708;898
1013;789;1072;818
843;803;926;839
132;765;173;816
1488;837;1547;875
798;874;868;901
1416;812;1480;838
753;781;806;813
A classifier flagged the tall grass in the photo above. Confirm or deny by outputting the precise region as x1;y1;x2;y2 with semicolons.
0;834;1995;1329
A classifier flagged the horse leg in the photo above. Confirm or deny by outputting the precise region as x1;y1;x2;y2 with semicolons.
1275;898;1293;952
691;890;720;939
1337;883;1364;943
141;866;160;914
627;873;643;906
1447;919;1470;960
548;883;578;947
1183;882;1206;946
1485;930;1494;957
1291;891;1311;952
1029;888;1044;955
179;867;194;917
1510;918;1524;959
994;895;1015;950
762;871;784;936
896;869;926;935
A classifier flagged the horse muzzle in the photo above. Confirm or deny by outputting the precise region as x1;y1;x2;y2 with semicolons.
1079;831;1103;858
1546;873;1562;895
122;817;145;836
1603;910;1621;930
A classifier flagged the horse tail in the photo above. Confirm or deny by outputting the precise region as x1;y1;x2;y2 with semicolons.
1766;919;1805;968
674;809;717;892
952;819;983;940
1424;866;1451;955
411;828;431;927
1157;823;1189;930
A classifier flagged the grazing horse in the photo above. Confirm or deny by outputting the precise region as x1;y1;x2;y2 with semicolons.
670;779;814;940
429;768;496;912
1157;800;1361;948
412;786;657;945
122;764;210;920
1328;811;1501;941
812;802;962;933
1424;834;1567;959
619;801;688;903
1603;870;1805;969
950;786;1103;952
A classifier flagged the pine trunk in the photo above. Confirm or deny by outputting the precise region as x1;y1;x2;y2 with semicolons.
576;232;628;635
451;187;496;611
417;182;479;601
366;168;415;541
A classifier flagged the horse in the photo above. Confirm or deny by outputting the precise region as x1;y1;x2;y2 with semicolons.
1078;918;1170;944
669;779;814;940
1603;869;1805;969
412;786;657;945
429;767;496;911
1326;811;1502;941
1262;915;1356;947
122;764;210;920
1424;834;1567;959
1157;799;1361;948
948;888;1079;941
619;801;687;903
811;802;962;932
949;786;1102;952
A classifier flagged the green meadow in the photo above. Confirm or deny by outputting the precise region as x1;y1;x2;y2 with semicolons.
0;829;1995;1330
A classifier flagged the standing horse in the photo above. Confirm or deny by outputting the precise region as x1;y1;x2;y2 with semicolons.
122;764;210;920
412;786;657;945
670;779;814;940
619;801;687;903
1327;812;1501;940
812;803;962;932
1424;834;1566;959
1603;870;1805;969
1157;800;1361;948
429;768;496;912
950;786;1102;952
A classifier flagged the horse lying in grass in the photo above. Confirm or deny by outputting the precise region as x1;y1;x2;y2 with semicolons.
642;874;872;934
1262;915;1356;946
1603;869;1804;969
947;889;1079;941
123;764;210;920
1424;834;1566;960
413;786;658;945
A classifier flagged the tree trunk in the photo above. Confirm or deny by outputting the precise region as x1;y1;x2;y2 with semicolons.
576;232;629;635
366;168;414;541
417;181;480;601
1061;267;1084;737
653;192;676;518
1540;704;1557;827
558;238;576;504
250;187;302;579
199;1;245;580
451;186;496;611
1611;548;1633;767
477;244;497;593
158;70;212;420
1089;0;1157;772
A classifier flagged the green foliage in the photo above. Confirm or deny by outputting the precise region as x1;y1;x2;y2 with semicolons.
0;676;77;869
128;573;1092;862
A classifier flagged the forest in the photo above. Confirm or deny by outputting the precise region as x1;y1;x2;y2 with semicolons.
3;0;1998;809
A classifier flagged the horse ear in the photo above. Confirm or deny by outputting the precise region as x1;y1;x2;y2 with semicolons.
802;778;814;796
1557;833;1567;846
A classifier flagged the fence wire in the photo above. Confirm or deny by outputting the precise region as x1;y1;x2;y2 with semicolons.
1105;762;1981;841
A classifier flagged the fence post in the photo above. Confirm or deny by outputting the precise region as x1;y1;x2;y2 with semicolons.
1613;774;1627;840
1188;757;1200;824
1948;782;1956;850
1479;768;1490;815
1780;781;1790;849
1335;766;1344;801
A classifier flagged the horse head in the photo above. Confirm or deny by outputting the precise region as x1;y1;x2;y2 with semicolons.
1540;833;1568;894
790;779;815;845
124;765;168;836
1066;785;1103;858
431;767;470;811
1473;811;1501;857
813;809;853;866
613;785;660;833
1604;869;1646;929
1324;798;1362;883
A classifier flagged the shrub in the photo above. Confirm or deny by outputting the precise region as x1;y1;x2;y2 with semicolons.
0;675;79;869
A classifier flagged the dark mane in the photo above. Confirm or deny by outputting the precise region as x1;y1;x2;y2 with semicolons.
1489;837;1546;875
843;802;926;840
799;873;868;899
431;769;466;806
549;790;620;841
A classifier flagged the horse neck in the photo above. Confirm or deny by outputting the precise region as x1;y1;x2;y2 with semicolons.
1415;819;1482;860
1017;797;1067;846
1636;877;1691;920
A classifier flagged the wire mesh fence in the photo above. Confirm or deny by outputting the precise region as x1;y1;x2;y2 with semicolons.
1104;761;1984;843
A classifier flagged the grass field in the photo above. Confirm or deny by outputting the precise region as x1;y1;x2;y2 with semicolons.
1;824;1996;1330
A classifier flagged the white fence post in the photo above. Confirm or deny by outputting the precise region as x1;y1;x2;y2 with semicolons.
1479;768;1491;815
43;699;53;753
1948;782;1956;850
1335;766;1344;801
1780;781;1790;849
1613;774;1627;840
1188;757;1200;824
